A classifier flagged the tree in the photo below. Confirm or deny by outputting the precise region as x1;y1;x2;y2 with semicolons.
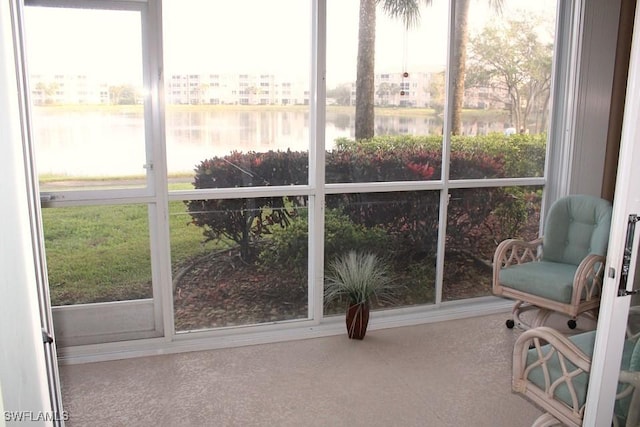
109;84;138;105
466;16;553;133
450;0;503;135
327;84;351;106
450;0;471;135
428;71;445;113
376;82;400;106
355;0;377;140
355;0;430;140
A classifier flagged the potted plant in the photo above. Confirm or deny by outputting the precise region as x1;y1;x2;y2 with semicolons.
324;251;397;339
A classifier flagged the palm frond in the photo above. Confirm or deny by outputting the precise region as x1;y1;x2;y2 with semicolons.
488;0;504;15
379;0;432;29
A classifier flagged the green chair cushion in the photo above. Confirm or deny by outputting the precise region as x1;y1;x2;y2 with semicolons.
526;331;595;409
542;195;612;266
526;331;637;422
499;261;578;303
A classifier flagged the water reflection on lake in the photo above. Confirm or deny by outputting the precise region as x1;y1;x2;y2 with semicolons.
32;107;508;177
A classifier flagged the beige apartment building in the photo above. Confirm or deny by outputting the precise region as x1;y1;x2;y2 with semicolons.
30;69;509;110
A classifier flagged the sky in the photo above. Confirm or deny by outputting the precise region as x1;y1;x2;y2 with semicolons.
162;0;451;85
24;0;557;89
25;7;143;84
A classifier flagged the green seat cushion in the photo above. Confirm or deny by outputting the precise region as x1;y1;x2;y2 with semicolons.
500;261;578;303
526;331;637;421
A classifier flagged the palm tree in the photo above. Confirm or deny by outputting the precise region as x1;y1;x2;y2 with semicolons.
355;0;428;140
451;0;471;135
355;0;377;140
354;0;502;139
449;0;503;135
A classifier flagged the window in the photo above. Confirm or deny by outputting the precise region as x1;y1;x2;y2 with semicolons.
27;6;148;193
326;0;554;310
26;0;561;347
163;0;312;331
25;1;165;346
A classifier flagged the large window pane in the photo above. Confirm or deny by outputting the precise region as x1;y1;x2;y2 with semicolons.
163;0;311;188
449;0;556;179
31;0;562;344
324;191;439;315
42;204;152;306
25;7;147;191
171;197;309;331
443;187;542;301
326;0;448;183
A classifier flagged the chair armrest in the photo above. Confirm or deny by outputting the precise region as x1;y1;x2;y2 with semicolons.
572;254;607;305
513;327;592;382
493;238;542;289
617;371;640;426
513;327;592;413
494;238;543;269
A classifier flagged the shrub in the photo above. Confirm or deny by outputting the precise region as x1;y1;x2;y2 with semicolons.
186;135;544;264
186;196;299;262
334;133;546;178
326;191;440;263
186;150;307;261
192;150;308;188
258;209;392;278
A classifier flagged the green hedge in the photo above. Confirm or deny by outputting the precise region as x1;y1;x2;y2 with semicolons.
186;133;545;262
334;133;545;178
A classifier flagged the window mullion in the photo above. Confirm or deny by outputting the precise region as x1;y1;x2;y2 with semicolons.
310;0;327;323
434;0;458;306
145;0;173;340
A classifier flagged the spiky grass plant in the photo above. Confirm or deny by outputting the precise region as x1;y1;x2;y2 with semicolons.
324;251;397;307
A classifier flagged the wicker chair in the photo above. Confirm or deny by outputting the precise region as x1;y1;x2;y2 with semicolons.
512;326;640;427
493;195;613;330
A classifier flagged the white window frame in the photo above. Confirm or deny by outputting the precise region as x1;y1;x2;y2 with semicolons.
21;0;586;362
25;0;171;347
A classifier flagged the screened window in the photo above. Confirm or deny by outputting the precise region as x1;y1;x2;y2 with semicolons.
25;0;561;342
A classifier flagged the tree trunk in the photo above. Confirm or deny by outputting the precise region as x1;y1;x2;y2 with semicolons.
516;92;524;132
450;0;471;136
355;0;376;141
539;90;551;133
240;214;252;262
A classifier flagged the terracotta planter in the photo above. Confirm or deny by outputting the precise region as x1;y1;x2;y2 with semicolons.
346;302;370;339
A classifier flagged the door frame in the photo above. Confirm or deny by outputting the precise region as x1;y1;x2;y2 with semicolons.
25;0;170;346
583;3;640;424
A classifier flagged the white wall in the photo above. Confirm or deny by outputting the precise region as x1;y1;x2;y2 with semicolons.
0;1;52;424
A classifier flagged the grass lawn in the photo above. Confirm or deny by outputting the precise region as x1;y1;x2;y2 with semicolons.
42;197;217;306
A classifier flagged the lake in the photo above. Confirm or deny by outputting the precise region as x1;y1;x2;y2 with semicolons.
31;107;509;177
